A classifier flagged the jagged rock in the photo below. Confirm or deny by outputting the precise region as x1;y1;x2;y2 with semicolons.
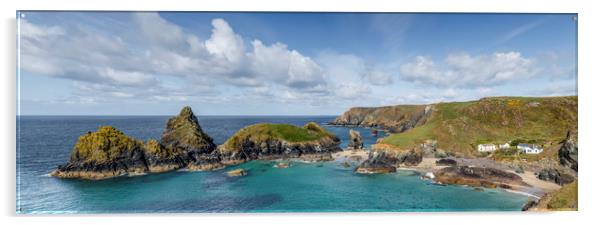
217;122;342;163
537;168;575;185
160;106;219;168
348;129;363;150
143;139;186;172
558;130;578;172
434;166;526;189
52;106;221;180
435;158;457;166
355;151;397;174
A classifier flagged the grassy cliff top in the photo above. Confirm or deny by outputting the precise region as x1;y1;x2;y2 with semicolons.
70;126;143;163
546;181;578;210
380;96;577;156
221;122;336;152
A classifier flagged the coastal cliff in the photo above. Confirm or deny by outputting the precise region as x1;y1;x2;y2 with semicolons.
217;122;342;163
329;105;432;132
335;96;577;157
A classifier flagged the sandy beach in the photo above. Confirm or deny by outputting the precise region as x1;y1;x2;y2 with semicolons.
332;149;369;162
337;152;563;198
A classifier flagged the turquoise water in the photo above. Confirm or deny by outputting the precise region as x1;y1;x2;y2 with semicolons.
17;116;529;213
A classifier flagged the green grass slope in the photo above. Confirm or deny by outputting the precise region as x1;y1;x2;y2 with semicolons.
381;96;577;156
221;123;336;152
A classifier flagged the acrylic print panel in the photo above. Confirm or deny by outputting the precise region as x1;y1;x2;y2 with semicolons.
16;11;577;213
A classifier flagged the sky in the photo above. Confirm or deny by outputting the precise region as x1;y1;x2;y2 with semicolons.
17;12;577;115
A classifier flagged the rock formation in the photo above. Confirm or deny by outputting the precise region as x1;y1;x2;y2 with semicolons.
355;151;397;174
160;106;219;169
51;106;221;179
537;168;575;186
226;168;247;177
348;129;363;150
216;122;342;164
434;166;526;189
558;130;578;172
435;158;457;166
51;126;153;179
329;105;432;133
355;144;423;174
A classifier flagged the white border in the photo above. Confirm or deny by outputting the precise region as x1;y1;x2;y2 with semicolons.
2;0;601;225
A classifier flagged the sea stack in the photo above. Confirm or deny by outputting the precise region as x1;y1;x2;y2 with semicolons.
159;106;221;170
51;106;220;180
348;129;363;150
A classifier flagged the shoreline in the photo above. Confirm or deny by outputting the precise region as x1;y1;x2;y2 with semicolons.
332;151;561;199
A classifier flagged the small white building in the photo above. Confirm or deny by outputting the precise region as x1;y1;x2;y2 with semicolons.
477;144;497;152
499;143;511;149
517;143;543;154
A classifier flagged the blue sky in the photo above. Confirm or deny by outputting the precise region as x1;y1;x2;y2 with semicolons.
18;12;577;115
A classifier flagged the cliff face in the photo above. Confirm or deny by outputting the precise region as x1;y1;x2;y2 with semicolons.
365;96;578;156
558;130;578;172
159;106;219;170
217;122;342;163
329;105;432;132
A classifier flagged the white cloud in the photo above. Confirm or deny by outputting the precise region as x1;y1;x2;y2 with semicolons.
205;18;245;64
399;52;539;88
20;13;333;104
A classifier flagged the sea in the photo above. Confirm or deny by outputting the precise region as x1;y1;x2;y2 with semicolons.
16;115;529;213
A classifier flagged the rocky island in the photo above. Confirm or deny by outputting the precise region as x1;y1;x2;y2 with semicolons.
217;122;342;163
51;106;218;179
51;107;341;179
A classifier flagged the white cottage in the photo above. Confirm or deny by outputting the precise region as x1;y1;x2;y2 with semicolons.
477;144;497;152
517;143;543;154
499;143;511;149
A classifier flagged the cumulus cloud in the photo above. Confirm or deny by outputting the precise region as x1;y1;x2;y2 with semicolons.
20;13;330;104
399;52;540;88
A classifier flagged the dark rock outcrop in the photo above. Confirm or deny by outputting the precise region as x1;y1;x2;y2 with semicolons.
348;129;363;150
435;158;457;166
537;168;575;186
52;106;221;179
558;130;578;172
355;146;423;174
434;166;526;189
216;123;342;164
160;106;218;168
329;105;432;133
355;151;397;174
